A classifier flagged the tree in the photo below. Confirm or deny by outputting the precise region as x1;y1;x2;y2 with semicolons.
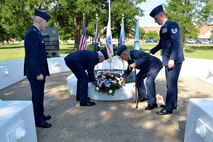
139;27;146;40
52;0;145;50
0;0;52;41
146;31;159;40
0;0;145;50
210;30;213;40
165;0;212;39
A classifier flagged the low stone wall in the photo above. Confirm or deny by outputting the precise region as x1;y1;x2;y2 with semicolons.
0;56;212;90
0;57;69;90
180;58;213;85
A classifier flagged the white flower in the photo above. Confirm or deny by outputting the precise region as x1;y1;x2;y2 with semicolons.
109;90;113;94
119;81;122;85
96;87;99;91
111;80;116;84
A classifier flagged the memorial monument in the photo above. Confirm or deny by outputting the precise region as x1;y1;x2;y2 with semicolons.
41;27;59;58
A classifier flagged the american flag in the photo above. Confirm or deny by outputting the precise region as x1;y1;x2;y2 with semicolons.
79;21;87;50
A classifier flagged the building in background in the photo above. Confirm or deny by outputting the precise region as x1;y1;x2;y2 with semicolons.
141;25;213;40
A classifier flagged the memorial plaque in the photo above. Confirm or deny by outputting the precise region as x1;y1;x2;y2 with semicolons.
41;28;59;58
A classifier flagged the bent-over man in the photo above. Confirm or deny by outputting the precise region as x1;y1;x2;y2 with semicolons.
64;48;108;106
117;45;163;110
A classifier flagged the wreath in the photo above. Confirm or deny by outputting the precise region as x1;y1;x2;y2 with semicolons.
94;71;124;96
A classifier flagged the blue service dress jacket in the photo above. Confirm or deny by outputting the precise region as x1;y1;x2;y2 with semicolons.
150;20;184;66
122;50;162;104
64;50;99;82
24;25;49;79
122;50;162;78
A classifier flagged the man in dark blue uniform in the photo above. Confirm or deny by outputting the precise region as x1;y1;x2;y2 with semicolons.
64;48;108;106
117;45;162;110
24;10;52;128
149;5;184;115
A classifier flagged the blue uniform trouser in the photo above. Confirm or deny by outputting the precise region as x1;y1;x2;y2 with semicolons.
137;65;162;105
164;63;182;111
28;79;46;124
65;61;89;103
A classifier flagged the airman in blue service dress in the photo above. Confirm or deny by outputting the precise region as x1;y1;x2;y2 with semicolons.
117;45;163;110
24;10;52;128
64;48;108;106
149;5;185;115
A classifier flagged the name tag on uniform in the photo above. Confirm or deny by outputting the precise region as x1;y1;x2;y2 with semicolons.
162;28;167;33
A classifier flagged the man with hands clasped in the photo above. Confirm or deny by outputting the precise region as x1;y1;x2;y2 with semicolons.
149;5;184;115
24;10;52;128
117;45;162;110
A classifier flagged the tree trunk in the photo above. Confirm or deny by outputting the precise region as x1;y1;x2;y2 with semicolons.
73;16;81;51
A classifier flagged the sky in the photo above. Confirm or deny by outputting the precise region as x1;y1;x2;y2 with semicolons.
138;0;167;27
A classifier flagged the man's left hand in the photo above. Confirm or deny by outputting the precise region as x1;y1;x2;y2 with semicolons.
168;60;174;69
129;63;136;70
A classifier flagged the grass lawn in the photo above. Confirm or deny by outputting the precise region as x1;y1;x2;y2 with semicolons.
0;42;212;62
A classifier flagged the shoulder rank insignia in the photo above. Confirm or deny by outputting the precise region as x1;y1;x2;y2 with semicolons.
171;28;177;34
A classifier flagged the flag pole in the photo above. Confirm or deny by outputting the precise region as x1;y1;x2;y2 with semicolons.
95;13;99;70
109;0;112;70
121;13;125;70
108;0;112;69
134;15;140;109
135;68;138;109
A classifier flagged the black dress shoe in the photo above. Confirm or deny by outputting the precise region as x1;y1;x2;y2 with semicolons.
156;109;173;115
80;101;96;106
139;97;148;102
145;103;158;110
160;104;165;108
36;121;52;128
45;115;51;121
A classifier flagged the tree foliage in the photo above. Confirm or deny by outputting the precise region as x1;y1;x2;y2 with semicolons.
52;0;145;49
0;0;53;41
145;31;159;40
0;0;145;50
165;0;213;39
0;0;211;48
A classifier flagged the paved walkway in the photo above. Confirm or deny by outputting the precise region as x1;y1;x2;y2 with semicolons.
0;70;213;142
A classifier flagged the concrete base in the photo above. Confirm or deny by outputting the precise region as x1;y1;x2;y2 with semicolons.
184;98;213;142
0;57;69;90
0;100;37;142
67;74;135;101
67;56;137;101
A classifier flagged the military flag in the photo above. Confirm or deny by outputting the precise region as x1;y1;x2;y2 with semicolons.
119;15;126;48
106;0;113;62
134;16;140;50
